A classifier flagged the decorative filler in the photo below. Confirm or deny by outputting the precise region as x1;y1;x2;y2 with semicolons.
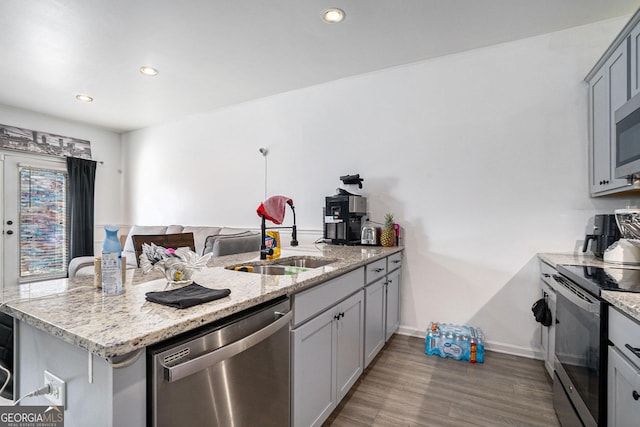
140;243;212;285
381;213;395;247
0;123;92;160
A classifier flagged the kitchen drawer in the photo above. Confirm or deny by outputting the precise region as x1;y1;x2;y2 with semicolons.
365;259;386;284
609;307;640;367
293;267;364;327
387;252;402;272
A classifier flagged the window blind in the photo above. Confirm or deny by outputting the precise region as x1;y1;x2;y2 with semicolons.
19;166;68;280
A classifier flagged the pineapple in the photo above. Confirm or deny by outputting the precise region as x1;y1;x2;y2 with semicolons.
380;213;395;247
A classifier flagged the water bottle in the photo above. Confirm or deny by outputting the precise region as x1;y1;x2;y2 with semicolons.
101;224;123;296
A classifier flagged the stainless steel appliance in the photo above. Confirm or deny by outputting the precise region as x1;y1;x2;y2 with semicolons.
615;91;640;178
552;265;640;426
582;214;620;258
148;297;291;427
323;195;367;245
360;222;379;245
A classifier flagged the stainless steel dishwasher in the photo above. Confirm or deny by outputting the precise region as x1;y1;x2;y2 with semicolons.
148;296;291;427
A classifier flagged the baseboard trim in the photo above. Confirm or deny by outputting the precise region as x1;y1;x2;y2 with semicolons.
396;325;544;360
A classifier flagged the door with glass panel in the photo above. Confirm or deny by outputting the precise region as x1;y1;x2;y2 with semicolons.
1;154;68;287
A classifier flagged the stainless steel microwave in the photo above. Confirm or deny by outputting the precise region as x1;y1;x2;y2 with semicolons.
615;92;640;178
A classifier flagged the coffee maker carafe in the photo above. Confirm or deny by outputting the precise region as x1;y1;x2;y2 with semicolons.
583;214;620;257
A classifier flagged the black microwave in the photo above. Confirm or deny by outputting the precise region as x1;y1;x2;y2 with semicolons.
615;92;640;178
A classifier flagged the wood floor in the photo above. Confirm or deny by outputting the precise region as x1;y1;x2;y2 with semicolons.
324;334;560;427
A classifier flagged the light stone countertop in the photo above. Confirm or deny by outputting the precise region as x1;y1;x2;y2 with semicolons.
0;244;403;360
538;253;640;322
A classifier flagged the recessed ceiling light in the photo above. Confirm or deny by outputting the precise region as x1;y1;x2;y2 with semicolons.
140;66;158;76
322;8;345;24
75;94;93;102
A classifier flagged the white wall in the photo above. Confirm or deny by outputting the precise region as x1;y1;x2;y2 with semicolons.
122;16;639;357
0;104;123;237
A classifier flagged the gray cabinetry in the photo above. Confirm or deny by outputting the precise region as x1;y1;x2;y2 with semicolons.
607;307;640;426
364;277;385;367
631;24;640;98
385;267;400;341
335;292;365;401
588;40;629;195
291;269;365;427
364;252;402;367
291;250;403;426
292;301;336;427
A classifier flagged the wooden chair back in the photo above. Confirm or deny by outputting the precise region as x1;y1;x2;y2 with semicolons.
131;232;196;267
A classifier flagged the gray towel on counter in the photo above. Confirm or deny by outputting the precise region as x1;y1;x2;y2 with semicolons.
145;283;231;309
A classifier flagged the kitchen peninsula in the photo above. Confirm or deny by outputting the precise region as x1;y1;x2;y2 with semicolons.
0;244;403;426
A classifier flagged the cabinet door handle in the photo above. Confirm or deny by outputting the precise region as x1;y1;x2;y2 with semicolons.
625;344;640;360
392;260;401;264
388;279;393;283
633;390;639;401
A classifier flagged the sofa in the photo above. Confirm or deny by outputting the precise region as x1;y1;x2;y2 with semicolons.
69;225;261;277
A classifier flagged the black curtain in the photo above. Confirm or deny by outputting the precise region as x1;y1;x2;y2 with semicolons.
67;157;97;260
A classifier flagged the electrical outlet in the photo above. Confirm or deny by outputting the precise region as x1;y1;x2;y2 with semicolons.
43;370;65;407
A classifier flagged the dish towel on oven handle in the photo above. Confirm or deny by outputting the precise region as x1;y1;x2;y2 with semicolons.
531;297;552;327
145;283;231;309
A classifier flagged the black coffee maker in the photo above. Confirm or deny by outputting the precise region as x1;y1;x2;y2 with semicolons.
582;214;620;257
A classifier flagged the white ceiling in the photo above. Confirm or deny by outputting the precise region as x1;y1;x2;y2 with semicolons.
0;0;638;133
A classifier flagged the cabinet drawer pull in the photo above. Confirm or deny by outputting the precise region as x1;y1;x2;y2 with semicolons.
634;390;639;401
373;268;384;273
392;260;401;264
625;343;640;360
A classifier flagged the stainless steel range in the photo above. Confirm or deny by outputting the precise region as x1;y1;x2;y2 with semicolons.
552;264;640;427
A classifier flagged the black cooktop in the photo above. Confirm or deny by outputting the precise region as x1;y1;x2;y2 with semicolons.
557;264;640;296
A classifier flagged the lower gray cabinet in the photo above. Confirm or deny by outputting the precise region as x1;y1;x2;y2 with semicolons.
608;307;640;426
385;267;400;341
292;290;364;427
336;291;365;401
364;277;385;367
608;346;640;426
364;257;402;367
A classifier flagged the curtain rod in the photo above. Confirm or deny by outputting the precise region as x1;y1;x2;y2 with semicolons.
0;148;103;164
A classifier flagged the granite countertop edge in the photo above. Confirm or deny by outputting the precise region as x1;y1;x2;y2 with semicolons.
538;252;640;323
1;245;404;359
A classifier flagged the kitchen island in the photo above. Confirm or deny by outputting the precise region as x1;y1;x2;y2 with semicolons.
1;244;402;426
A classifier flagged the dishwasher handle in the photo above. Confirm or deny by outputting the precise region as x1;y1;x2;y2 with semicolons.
163;310;292;383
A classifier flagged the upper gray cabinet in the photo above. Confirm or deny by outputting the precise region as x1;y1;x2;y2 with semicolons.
588;40;629;195
630;24;640;98
586;9;640;197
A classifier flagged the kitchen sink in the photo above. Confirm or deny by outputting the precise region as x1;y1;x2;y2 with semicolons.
227;256;337;275
273;257;337;268
235;265;289;275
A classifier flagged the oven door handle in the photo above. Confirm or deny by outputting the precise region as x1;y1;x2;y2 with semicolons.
551;275;600;314
162;310;292;383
